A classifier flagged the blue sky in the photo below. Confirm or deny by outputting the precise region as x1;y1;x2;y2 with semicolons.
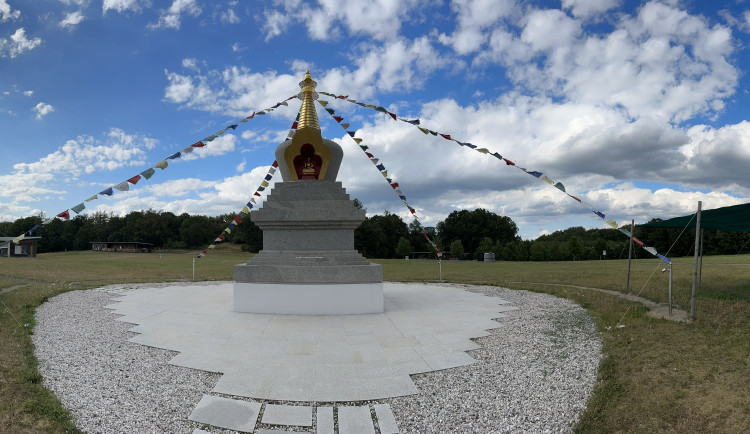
2;0;750;240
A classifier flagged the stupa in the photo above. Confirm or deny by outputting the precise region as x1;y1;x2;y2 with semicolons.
233;71;384;314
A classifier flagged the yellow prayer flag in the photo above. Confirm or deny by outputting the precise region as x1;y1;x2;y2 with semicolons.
242;206;250;214
540;176;554;185
476;148;490;154
606;220;618;229
85;195;98;202
154;160;168;170
353;138;363;144
418;127;430;135
261;180;269;187
318;100;328;107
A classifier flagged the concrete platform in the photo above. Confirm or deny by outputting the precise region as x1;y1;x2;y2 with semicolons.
104;282;517;402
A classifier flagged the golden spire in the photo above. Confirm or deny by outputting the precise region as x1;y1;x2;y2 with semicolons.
297;70;321;131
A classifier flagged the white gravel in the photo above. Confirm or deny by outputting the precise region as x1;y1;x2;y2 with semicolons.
33;282;601;433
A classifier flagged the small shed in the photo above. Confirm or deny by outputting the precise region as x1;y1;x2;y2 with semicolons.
91;242;154;253
0;236;41;258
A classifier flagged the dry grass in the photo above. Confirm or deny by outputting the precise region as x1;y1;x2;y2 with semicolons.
1;251;749;433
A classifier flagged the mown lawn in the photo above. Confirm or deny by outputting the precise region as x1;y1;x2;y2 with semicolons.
1;248;748;433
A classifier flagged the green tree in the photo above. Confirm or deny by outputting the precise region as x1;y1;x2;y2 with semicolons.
449;239;465;259
354;211;408;258
436;208;518;255
476;237;495;257
530;242;546;261
395;236;412;258
567;236;584;260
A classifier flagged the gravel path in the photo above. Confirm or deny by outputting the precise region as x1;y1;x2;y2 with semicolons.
33;282;601;433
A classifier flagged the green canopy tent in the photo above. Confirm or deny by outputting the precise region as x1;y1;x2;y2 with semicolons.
640;202;750;232
640;201;750;320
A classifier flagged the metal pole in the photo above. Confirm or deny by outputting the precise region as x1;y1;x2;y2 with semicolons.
626;220;634;293
698;228;704;291
668;263;672;317
439;257;442;281
691;201;702;321
193;258;196;281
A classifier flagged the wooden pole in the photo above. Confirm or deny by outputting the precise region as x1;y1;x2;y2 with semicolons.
699;228;704;291
691;201;702;321
626;219;634;293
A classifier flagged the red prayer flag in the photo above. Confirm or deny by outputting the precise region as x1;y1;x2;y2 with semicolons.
337;95;348;99
272;160;279;168
390;183;399;189
632;237;645;247
234;216;242;224
387;112;397;120
502;158;515;166
291;121;298;129
245;112;255;120
365;152;374;158
191;141;205;148
202;250;208;255
410;208;416;214
57;210;70;220
333;116;344;122
569;195;582;203
127;175;141;185
440;133;452;140
254;192;261;196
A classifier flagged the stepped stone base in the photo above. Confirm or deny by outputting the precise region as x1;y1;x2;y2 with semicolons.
233;180;383;314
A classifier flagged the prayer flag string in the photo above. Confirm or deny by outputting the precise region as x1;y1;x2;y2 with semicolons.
9;95;297;242
195;111;301;258
317;99;443;257
318;90;669;264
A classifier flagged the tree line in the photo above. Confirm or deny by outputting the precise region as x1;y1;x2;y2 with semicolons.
2;207;748;259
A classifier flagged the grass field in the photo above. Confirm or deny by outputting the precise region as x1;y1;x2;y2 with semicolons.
1;246;749;433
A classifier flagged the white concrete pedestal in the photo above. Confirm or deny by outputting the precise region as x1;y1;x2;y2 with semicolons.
233;282;384;314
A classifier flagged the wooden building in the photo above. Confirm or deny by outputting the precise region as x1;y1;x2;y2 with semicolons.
90;242;154;253
0;237;41;258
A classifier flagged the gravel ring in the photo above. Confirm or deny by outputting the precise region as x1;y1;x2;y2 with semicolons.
33;282;602;433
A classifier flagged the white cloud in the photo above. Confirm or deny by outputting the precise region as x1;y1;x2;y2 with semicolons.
220;7;239;24
0;28;42;58
164;63;299;116
164;37;445;115
183;134;237;160
103;0;149;14
262;0;426;41
438;0;518;55
561;0;621;19
474;1;737;124
23;90;33;97
151;0;201;30
1;129;158;215
236;159;246;172
60;11;85;29
33;102;55;120
92;166;275;217
0;0;20;21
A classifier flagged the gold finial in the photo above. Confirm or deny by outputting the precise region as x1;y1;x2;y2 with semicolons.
297;70;321;131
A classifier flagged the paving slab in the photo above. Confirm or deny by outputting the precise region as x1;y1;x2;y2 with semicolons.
255;430;310;434
188;395;261;433
315;406;334;434
262;404;313;427
106;282;516;402
338;406;375;434
373;404;399;433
